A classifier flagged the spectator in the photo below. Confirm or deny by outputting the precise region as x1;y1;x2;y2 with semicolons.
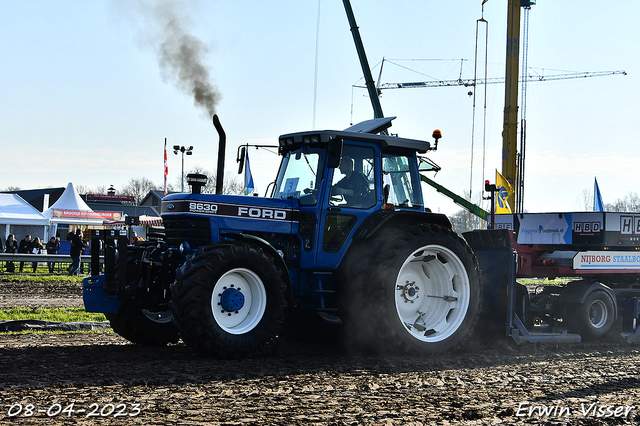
18;234;31;272
69;229;87;276
46;236;60;273
30;237;43;273
5;234;18;272
0;236;3;272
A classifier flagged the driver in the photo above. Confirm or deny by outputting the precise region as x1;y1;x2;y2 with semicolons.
331;156;369;206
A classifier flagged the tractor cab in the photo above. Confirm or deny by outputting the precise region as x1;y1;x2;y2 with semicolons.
270;119;434;269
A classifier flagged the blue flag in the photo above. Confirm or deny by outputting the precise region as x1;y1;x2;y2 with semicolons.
244;149;255;195
594;177;604;212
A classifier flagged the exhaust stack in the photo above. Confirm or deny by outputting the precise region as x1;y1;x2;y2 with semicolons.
213;114;226;194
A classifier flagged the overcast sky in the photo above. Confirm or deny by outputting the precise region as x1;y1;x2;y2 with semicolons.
1;0;637;215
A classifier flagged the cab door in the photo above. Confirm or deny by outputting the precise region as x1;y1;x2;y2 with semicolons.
315;143;379;269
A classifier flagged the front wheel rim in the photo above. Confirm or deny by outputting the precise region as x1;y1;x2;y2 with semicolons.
141;309;173;324
211;268;267;335
395;244;471;343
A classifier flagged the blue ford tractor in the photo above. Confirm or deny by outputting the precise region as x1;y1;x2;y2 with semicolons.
83;116;482;358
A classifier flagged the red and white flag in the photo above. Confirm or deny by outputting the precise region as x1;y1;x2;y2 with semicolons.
164;138;168;195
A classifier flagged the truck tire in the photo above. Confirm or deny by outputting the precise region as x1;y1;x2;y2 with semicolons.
106;252;179;346
170;241;286;358
340;223;481;354
567;289;615;341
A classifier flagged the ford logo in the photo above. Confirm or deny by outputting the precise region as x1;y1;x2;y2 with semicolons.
166;203;175;211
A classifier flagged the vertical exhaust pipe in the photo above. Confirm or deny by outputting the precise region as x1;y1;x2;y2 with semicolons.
213;114;226;194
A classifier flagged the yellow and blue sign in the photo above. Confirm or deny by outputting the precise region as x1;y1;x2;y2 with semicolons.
495;171;513;214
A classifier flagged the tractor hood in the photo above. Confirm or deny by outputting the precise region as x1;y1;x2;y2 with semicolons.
161;193;298;235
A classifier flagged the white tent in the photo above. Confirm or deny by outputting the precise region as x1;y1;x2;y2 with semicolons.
43;182;109;226
44;182;92;214
0;193;49;240
0;194;49;226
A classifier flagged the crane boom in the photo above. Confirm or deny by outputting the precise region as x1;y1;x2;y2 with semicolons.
502;0;521;211
355;70;626;90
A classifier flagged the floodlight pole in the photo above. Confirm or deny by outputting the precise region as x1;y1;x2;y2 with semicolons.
173;145;194;192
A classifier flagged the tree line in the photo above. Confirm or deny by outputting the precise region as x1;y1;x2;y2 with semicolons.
3;167;246;205
110;167;246;204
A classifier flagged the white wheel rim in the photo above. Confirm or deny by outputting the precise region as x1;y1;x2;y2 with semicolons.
395;244;471;343
142;309;173;324
211;268;267;335
589;299;608;328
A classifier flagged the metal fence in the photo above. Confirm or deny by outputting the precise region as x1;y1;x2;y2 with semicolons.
0;253;103;275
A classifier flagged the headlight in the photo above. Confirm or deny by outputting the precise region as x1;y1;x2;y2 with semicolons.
179;241;191;254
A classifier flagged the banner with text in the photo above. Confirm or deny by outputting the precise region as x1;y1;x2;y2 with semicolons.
52;209;122;220
574;251;640;270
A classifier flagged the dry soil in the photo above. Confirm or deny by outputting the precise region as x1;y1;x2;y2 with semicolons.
1;278;639;425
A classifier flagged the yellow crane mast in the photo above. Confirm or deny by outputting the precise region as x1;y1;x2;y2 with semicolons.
502;0;533;211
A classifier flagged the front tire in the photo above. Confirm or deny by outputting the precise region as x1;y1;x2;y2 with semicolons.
340;224;481;354
170;242;286;358
106;251;179;346
106;302;178;346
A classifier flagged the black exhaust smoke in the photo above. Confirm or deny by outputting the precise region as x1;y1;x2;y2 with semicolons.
131;0;221;117
158;18;220;117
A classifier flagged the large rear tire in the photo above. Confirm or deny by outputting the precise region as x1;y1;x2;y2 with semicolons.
106;251;179;346
170;241;287;358
339;224;481;354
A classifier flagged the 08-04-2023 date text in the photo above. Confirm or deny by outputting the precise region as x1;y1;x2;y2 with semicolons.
6;402;141;418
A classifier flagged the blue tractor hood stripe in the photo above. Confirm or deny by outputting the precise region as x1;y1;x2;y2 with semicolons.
161;194;298;222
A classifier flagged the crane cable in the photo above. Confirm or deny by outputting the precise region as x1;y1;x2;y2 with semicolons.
470;1;489;229
517;5;532;213
313;0;321;129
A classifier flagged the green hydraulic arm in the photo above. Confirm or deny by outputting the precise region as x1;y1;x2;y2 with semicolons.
420;174;488;220
342;0;384;120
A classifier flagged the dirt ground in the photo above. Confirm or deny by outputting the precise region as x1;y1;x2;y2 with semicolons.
0;278;83;309
1;279;639;425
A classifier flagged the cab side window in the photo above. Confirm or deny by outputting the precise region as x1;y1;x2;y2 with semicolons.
382;153;422;208
329;145;376;209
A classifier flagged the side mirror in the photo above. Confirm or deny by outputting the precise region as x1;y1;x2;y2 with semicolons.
237;147;246;174
327;138;343;169
418;157;441;173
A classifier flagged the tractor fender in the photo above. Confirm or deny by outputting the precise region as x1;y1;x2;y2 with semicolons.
352;210;452;241
559;280;617;318
221;233;292;301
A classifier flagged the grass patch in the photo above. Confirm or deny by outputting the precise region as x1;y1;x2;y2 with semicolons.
1;274;83;284
0;307;106;322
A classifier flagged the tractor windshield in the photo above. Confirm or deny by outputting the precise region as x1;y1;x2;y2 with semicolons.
273;147;325;206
